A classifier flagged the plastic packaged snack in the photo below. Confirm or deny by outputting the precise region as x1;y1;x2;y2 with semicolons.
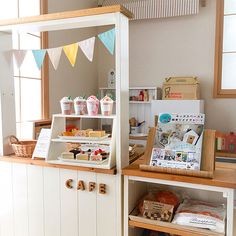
60;96;73;115
86;95;99;116
74;97;87;115
100;95;114;116
172;199;226;233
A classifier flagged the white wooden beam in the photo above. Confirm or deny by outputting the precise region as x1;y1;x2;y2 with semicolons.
0;33;16;155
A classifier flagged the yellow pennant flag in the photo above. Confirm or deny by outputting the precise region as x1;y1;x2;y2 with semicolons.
63;43;79;67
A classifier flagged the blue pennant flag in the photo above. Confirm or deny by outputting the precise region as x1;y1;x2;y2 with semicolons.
98;28;115;55
32;49;47;70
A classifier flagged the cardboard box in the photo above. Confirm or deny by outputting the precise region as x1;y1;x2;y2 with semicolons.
143;200;174;222
162;77;200;100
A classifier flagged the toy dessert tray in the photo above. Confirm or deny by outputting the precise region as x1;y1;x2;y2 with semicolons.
57;156;108;165
58;134;110;141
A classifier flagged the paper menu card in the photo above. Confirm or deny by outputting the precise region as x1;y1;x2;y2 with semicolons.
32;128;51;159
150;113;205;170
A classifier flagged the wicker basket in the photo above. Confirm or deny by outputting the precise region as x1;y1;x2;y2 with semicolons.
9;135;37;158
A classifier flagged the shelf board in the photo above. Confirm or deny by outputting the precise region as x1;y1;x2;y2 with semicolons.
51;138;111;145
129;101;151;104
99;87;157;90
128;220;223;236
216;151;236;158
53;114;116;119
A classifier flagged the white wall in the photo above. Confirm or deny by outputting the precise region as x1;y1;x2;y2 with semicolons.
48;0;236;133
48;0;98;115
98;0;236;133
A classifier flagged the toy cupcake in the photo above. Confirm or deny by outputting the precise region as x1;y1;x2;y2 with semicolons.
86;95;99;116
60;96;73;115
100;95;114;116
74;96;87;115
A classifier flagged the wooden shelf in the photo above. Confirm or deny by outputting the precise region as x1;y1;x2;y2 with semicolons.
129;220;223;236
53;114;116;119
216;151;236;158
0;156;116;175
51;138;111;145
129;101;151;104
122;156;236;189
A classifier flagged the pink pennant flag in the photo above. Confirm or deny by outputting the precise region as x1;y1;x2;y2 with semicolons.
12;50;27;68
78;37;95;62
47;47;62;70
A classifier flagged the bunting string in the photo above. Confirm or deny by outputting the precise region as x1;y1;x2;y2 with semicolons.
7;28;115;70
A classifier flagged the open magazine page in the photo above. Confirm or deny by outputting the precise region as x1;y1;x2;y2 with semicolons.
150;113;205;170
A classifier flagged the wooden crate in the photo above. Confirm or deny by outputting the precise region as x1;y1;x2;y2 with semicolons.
139;128;216;179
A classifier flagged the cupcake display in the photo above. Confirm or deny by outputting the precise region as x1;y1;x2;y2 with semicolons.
86;95;99;116
100;95;114;116
60;96;73;115
74;96;87;115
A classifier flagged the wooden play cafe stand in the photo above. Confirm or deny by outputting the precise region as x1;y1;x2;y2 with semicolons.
122;128;236;236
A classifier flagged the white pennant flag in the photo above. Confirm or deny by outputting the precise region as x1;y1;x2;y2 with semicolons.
47;47;62;70
12;50;27;68
78;37;95;62
3;50;13;65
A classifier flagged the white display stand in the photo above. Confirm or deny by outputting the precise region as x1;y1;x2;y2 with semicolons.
47;114;116;169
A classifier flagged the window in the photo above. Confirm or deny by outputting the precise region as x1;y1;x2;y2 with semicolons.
214;0;236;98
0;0;48;139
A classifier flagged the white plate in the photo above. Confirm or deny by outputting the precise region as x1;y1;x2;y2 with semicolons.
58;134;110;141
58;156;108;165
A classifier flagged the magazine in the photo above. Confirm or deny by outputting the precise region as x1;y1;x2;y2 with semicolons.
150;113;205;170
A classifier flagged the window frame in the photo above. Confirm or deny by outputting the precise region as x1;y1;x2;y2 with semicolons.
41;0;49;118
214;0;236;98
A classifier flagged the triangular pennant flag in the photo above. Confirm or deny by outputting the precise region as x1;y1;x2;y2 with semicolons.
32;49;47;70
98;28;115;55
47;47;62;70
12;50;27;68
78;37;95;62
63;43;79;67
4;50;13;65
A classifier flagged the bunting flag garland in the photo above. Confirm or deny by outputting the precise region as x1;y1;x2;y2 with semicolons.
47;47;62;70
9;28;115;70
32;49;47;70
12;50;27;68
63;43;79;67
78;37;95;62
98;28;115;55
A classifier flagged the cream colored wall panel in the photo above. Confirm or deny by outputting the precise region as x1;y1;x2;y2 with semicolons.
0;162;14;236
27;165;44;236
97;174;117;236
12;163;29;236
78;171;97;236
44;167;60;236
60;169;78;236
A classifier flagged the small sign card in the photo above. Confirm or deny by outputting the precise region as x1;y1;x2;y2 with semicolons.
32;128;51;159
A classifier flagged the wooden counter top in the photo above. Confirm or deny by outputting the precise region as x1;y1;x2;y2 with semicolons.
122;157;236;189
0;5;132;28
0;156;116;175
